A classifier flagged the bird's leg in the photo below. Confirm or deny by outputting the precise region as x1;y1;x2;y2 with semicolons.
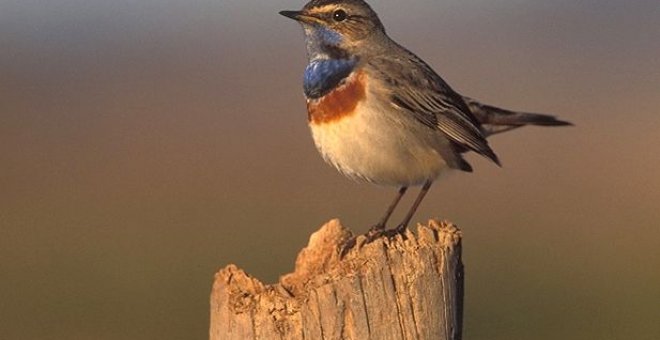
339;186;407;258
367;186;407;235
394;180;433;234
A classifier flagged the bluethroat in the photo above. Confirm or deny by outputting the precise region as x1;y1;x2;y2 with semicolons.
280;0;571;240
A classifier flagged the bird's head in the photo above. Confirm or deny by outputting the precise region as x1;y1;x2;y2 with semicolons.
280;0;385;60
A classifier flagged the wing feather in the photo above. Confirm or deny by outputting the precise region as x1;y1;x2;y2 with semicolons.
371;51;500;166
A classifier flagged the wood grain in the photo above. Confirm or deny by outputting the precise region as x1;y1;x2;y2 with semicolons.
210;219;463;340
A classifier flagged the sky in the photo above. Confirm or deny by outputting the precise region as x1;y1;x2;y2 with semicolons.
1;0;660;339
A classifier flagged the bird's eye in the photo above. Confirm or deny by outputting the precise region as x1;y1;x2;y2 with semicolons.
333;9;347;22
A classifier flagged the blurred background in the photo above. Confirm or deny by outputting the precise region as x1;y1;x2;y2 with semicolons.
2;0;659;339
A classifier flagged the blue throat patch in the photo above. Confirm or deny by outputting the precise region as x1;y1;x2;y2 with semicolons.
303;59;357;99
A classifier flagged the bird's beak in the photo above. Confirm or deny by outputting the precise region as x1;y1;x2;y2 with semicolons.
279;10;303;20
279;10;322;24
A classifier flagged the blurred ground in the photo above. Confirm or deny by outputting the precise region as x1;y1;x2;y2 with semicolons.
1;0;659;339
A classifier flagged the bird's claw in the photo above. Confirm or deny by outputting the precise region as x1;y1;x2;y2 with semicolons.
339;223;409;259
339;236;358;259
393;223;408;235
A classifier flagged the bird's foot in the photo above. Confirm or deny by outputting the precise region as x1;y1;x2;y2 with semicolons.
339;223;385;259
378;223;409;240
339;223;411;258
339;235;360;259
365;223;386;242
393;223;409;235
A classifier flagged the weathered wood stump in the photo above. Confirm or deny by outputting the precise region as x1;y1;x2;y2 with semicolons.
210;219;464;340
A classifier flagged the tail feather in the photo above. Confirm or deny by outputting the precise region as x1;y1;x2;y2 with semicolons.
463;96;572;136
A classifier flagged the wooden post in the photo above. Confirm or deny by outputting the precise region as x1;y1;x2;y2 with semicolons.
210;219;464;340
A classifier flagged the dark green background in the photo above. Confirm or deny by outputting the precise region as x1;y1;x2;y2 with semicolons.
2;0;659;339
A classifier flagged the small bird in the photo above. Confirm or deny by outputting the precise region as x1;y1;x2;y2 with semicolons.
280;0;571;240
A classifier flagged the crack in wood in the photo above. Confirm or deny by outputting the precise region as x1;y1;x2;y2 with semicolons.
210;219;463;340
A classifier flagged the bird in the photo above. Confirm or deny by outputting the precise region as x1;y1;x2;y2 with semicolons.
279;0;571;242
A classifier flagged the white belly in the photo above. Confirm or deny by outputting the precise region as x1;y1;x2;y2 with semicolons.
309;95;452;186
